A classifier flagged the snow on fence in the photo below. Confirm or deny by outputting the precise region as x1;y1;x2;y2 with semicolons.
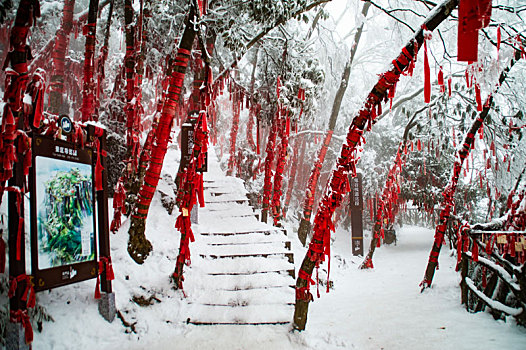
458;229;526;326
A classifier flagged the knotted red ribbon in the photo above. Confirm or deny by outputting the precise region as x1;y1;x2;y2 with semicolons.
95;256;115;299
10;309;33;345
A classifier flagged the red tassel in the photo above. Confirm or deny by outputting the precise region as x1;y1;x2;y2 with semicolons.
472;241;479;262
438;68;445;93
448;76;452;97
457;0;480;62
94;275;101;299
424;40;431;103
475;84;482;112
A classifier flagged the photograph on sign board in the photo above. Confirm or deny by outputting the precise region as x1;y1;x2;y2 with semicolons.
35;156;95;269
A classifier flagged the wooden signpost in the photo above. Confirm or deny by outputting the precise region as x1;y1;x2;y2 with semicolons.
349;174;364;256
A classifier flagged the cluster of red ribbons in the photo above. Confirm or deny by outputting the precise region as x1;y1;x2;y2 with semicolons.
80;21;98;122
8;274;36;344
94;256;115;299
458;0;492;62
262;111;279;218
302;130;334;225
271;113;290;226
298;35;422;299
110;180;127;232
2;2;40;346
134;47;191;220
227;84;242;174
368;144;404;259
457;224;526;267
173;111;208;290
49;0;75;112
506;190;526;231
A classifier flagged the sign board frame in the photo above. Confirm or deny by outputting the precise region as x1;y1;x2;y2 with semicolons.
350;173;364;256
29;135;98;292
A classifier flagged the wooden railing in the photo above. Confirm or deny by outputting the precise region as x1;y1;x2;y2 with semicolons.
458;229;525;325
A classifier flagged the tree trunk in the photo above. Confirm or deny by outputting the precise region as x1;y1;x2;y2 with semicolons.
127;6;197;264
124;0;139;157
96;0;114;110
422;49;522;288
294;0;459;331
80;0;100;122
271;114;289;226
261;113;279;223
48;0;76;115
297;1;370;245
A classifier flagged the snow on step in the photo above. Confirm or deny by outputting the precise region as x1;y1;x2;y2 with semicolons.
186;147;294;325
188;304;294;325
191;286;293;306
197;256;294;275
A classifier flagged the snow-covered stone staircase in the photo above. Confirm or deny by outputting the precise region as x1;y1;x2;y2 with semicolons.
185;150;295;325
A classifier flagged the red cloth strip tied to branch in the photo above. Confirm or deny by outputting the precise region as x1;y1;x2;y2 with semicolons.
302;130;334;224
261;112;279;220
110;179;126;232
173;111;208;290
457;0;492;62
271;114;290;226
227;87;241;175
134;48;191;219
298;32;421;301
81;21;98;122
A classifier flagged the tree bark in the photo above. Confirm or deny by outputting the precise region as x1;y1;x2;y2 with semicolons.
298;1;370;245
80;0;100;122
95;0;114;110
127;6;197;264
48;0;76;115
294;0;459;331
124;0;139;156
261;113;279;223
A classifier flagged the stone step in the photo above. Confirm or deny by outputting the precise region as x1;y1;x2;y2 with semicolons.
194;256;294;274
190;271;294;290
187;304;294;325
203;241;290;256
190;286;293;306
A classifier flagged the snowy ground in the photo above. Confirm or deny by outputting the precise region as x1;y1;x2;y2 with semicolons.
13;145;526;349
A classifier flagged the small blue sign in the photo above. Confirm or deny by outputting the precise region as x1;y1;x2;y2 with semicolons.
59;115;73;134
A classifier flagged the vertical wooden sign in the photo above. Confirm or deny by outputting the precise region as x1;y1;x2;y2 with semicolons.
350;173;363;256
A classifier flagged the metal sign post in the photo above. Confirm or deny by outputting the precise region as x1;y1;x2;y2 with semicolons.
349;174;364;256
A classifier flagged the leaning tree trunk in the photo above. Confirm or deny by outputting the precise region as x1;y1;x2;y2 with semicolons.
421;49;522;289
80;0;100;122
360;145;404;268
294;0;459;331
297;1;370;245
127;6;197;264
48;0;76;115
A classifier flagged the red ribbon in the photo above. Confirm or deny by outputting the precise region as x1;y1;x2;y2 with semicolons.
10;310;33;344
